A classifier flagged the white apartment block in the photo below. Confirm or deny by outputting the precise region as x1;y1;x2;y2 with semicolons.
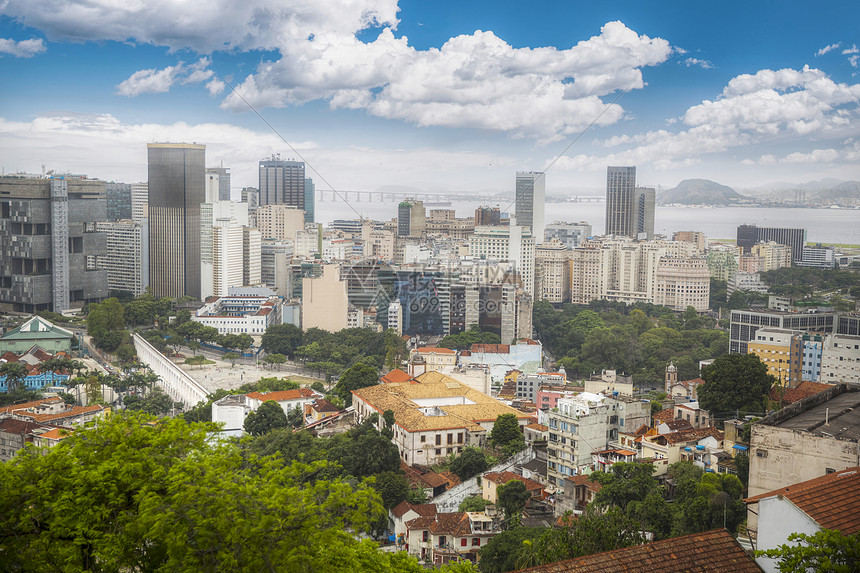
131;182;148;222
751;241;793;272
193;294;282;335
544;221;592;249
212;223;245;297
96;220;149;295
243;227;261;286
820;334;860;384
654;257;710;312
469;224;535;297
257;204;306;242
535;239;571;303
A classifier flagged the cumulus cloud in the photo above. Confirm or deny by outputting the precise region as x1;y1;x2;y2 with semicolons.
684;57;713;69
0;37;46;57
117;65;181;96
563;66;860;172
117;57;219;96
843;45;859;55
816;43;841;56
225;21;671;140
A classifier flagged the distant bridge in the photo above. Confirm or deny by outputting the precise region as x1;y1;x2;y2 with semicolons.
316;190;604;203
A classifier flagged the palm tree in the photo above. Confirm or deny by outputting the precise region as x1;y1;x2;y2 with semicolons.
0;362;30;393
39;356;74;387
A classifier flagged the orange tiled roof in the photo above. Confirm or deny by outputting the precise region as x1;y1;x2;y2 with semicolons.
36;427;71;441
660;419;694;432
470;344;510;354
484;471;544;491
514;529;759;572
18;404;105;423
652;408;674;423
745;466;860;534
525;423;548;432
0;397;63;415
406;512;472;536
246;388;318;402
381;368;414;384
391;500;438;519
660;426;723;445
769;380;832;405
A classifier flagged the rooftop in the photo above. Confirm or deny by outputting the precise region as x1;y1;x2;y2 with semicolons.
484;471;544;491
391;500;438;519
353;371;530;432
746;467;860;534
764;384;860;440
246;388;319;402
514;529;760;573
380;368;414;384
0;316;74;341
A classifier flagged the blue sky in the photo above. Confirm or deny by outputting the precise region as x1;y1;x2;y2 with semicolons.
1;0;859;195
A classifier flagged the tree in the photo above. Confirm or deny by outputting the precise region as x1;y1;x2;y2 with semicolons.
334;363;379;407
263;353;287;369
450;447;489;481
372;471;410;509
0;361;29;393
311;381;326;393
497;480;530;525
86;297;126;351
756;529;860;572
261;323;303;359
224;352;239;367
38;356;74;387
123;386;176;415
244;400;289;436
287;407;304;428
672;469;745;536
459;495;491;513
489;414;525;455
235;333;254;354
699;353;775;417
327;420;401;478
0;412;473;573
478;527;545;573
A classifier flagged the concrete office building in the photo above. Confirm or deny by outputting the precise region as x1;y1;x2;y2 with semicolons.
469;224;535;297
751;241;793;271
147;143;206;299
737;225;807;261
729;308;837;354
241;187;259;227
96;219;149;296
258;156;305;209
820;333;860;385
605;166;636;238
261;239;294;296
515;171;545;241
0;176;109;313
200;201;249;300
475;206;501;227
544;221;592;249
131;182;148;222
243;227;261;287
206;166;231;201
398;199;426;238
105;183;132;221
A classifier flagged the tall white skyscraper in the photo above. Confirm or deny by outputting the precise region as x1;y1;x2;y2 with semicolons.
515;171;545;242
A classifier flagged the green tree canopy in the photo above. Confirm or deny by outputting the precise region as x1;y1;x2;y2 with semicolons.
459;495;492;513
489;414;525;456
244;400;288;436
261;323;303;359
0;361;29;393
87;297;126;351
497;479;530;525
756;529;860;573
477;527;545;573
0;412;475;572
371;470;410;510
450;447;490;481
699;353;775;417
334;363;379;407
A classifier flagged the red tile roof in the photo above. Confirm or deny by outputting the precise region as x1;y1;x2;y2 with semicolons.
514;529;760;572
246;388;319;402
391;500;438;519
406;512;472;536
660;419;694;432
652;408;674;423
769;380;832;405
470;344;510;354
414;347;456;355
660;426;723;445
381;369;414;384
0;397;63;415
745;466;860;534
18;404;105;423
525;423;548;432
0;418;55;435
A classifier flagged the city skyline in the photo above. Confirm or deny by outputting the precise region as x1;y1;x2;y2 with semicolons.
1;1;859;194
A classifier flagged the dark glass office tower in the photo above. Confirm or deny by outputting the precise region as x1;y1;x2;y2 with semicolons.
147;143;206;299
258;156;305;209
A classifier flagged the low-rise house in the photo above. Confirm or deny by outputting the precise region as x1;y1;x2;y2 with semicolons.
745;466;860;573
768;379;831;406
556;475;602;516
0;346;72;392
405;511;500;565
515;529;760;573
584;369;633;396
0;418;59;461
536;385;580;410
640;427;724;476
2;397;107;428
523;422;547;445
304;398;339;423
591;448;638;471
657;419;694;434
482;471;544;504
390;500;437;547
407;347;457;376
211;388;324;432
672;402;711;429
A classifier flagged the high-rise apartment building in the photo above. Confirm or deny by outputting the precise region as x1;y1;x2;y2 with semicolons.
751;241;793;271
0;176;109;312
211;223;244;297
535;239;570;303
258;156;305;208
131;182;148;222
257;204;306;242
515;171;545;241
206;166;231;201
469;224;535;297
96;219;149;296
200;201;250;299
605;166;655;239
147;143;206;299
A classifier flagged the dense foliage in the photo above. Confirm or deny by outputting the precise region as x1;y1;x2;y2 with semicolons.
759;267;860;299
294;327;407;375
0;413;480;572
489;414;526;456
334;363;380;407
438;325;502;350
756;529;860;572
533;300;727;386
698;353;775;417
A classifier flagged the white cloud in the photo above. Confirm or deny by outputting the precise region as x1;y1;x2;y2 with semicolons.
850;55;859;68
0;37;46;57
781;148;839;163
118;57;218;96
816;43;841;56
225;21;671;140
116;65;181;96
843;44;859;55
684;57;713;69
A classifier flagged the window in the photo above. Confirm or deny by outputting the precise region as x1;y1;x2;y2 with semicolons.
435;449;441;456
461;538;468;547
457;432;463;443
756;449;768;458
420;435;426;443
472;538;481;546
438;536;446;547
435;434;441;446
423;531;428;542
447;433;453;445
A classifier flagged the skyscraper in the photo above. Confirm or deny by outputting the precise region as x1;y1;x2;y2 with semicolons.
147;143;206;299
258;156;305;208
515;171;545;242
605;166;654;239
605;166;636;237
206;166;231;201
304;177;315;223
